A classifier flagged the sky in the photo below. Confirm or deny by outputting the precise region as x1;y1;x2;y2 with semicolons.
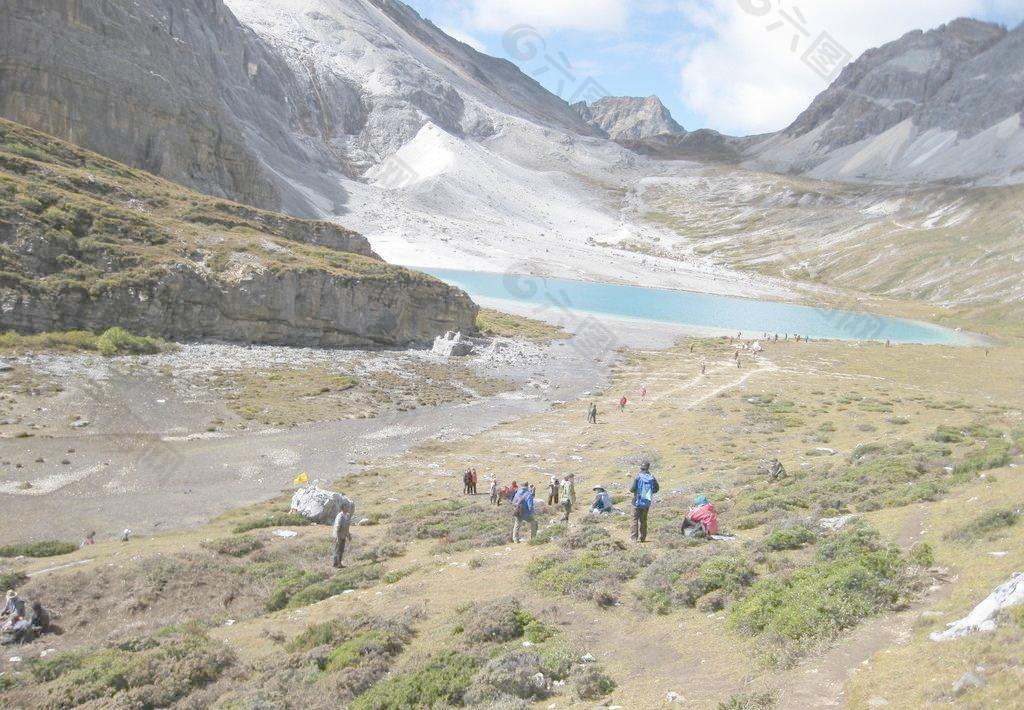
402;0;1024;135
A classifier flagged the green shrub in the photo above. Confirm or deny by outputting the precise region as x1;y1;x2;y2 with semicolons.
763;525;817;551
0;540;77;558
944;507;1020;543
26;634;234;707
529;523;568;546
355;542;407;563
232;512;312;533
0;570;28;591
266;569;327;611
96;327;161;356
719;690;778;709
200;535;262;557
908;542;935;567
572;664;616;700
731;547;908;649
285;564;383;609
352;651;478;709
324;630;398;673
699;555;757;593
464;598;530;644
390;500;511;552
539;642;576;680
286;619;348;652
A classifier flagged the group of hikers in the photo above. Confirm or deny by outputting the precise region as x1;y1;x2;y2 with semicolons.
1;589;51;646
462;468;479;495
465;461;719;544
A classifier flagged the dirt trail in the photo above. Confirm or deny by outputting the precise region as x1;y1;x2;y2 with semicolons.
775;505;952;709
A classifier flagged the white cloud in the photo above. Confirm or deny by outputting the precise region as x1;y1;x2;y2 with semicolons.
440;24;487;52
466;0;630;33
678;0;1003;135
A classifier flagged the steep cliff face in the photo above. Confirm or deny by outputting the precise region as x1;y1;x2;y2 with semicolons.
0;119;477;346
0;0;358;217
573;96;685;141
748;19;1024;184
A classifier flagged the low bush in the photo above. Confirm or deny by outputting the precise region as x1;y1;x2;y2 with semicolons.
285;564;384;608
719;690;778;709
571;664;616;700
352;651;479;709
944;507;1020;543
232;512;312;533
390;500;512;552
638;552;756;613
528;546;651;606
0;540;77;558
355;541;407;562
538;642;576;680
25;633;234;707
95;327;162;356
465;650;547;704
762;525;817;551
200;534;262;557
463;598;530;644
0;570;28;591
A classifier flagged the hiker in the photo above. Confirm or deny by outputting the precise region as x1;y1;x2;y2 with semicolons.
737;356;741;368
619;396;627;411
590;486;613;514
559;474;576;521
497;480;518;506
547;476;560;506
28;602;50;635
489;478;499;505
682;495;719;538
690;343;695;353
81;531;96;547
640;385;647;399
774;334;779;342
331;495;355;568
121;529;131;543
767;458;787;481
463;469;472;495
470;469;478;495
701;363;707;375
587;402;598;424
511;482;537;543
629;461;660;542
1;591;24;630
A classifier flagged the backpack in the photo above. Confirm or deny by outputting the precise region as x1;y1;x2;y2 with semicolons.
633;474;656;508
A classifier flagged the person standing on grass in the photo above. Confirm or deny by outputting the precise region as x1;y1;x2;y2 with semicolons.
587;402;598;424
629;461;659;543
619;396;627;412
640;385;647;399
462;469;472;495
470;468;478;495
489;478;499;505
511;482;537;543
559;474;576;521
332;495;355;568
547;476;560;506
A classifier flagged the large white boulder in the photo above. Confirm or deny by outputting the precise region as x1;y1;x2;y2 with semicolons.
290;486;345;524
931;572;1024;641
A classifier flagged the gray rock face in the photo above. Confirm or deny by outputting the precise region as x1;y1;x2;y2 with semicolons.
748;18;1024;184
1;262;476;348
574;96;685;141
0;0;304;212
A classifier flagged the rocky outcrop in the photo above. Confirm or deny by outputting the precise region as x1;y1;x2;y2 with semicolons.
291;487;352;524
0;117;478;348
747;19;1024;184
0;262;477;348
573;96;685;141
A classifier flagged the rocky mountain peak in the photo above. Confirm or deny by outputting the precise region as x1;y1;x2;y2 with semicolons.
573;95;685;141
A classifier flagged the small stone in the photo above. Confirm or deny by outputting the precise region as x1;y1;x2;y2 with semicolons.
71;420;90;428
952;671;986;696
580;652;595;663
866;698;889;707
666;691;683;703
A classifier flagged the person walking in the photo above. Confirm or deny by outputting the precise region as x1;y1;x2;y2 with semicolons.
587;402;598;424
470;469;478;495
619;396;627;412
547;476;560;506
489;478;499;505
640;385;647;399
331;495;355;568
559;473;576;522
511;482;537;543
462;469;472;495
629;461;660;542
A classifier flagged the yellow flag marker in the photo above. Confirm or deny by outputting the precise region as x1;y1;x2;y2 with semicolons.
293;472;309;485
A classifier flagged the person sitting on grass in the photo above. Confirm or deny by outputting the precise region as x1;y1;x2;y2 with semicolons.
1;590;24;630
590;486;613;514
682;495;719;538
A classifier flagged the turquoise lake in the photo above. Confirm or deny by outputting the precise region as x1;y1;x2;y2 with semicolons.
420;268;967;345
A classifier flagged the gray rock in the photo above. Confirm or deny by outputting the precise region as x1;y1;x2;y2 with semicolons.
952;670;986;696
819;514;858;531
573;96;684;141
290;486;348;524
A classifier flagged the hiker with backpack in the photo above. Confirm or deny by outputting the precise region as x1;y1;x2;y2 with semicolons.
331;495;355;568
590;486;613;514
489;478;499;504
462;469;472;495
559;474;576;521
511;482;537;543
682;495;719;538
629;461;660;542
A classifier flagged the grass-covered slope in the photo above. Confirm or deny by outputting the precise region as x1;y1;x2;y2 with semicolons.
0;118;477;346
